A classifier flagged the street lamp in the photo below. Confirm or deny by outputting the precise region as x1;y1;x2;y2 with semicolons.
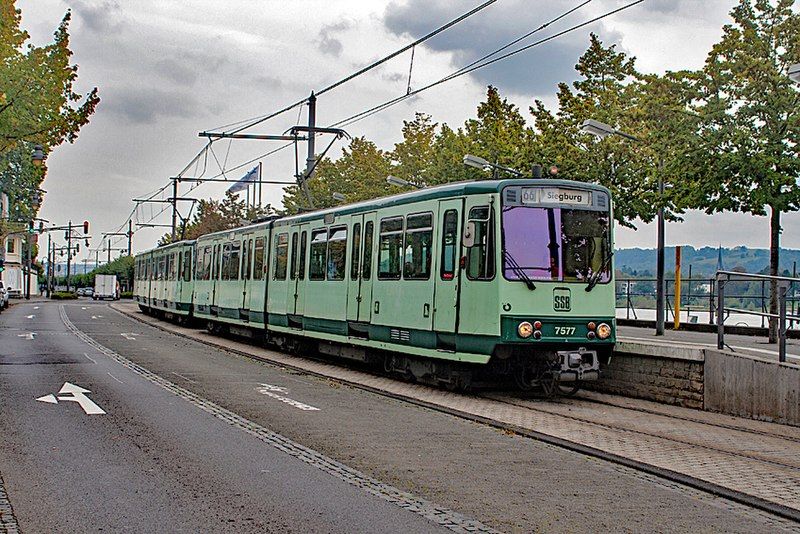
332;192;346;202
386;175;422;189
789;63;800;83
462;154;524;178
31;144;45;167
580;118;667;336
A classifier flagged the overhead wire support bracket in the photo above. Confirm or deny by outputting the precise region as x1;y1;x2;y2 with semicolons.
198;132;306;142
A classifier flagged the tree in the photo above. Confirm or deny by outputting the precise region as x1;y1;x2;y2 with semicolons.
158;191;274;245
688;0;799;341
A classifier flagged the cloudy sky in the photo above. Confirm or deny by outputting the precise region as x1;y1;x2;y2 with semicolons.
16;0;798;260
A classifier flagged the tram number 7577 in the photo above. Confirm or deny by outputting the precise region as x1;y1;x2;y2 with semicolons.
554;326;576;336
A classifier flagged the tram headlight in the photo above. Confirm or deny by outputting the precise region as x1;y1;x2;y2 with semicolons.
518;321;533;338
596;323;612;340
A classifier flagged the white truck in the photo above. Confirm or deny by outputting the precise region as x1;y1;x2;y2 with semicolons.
93;274;119;300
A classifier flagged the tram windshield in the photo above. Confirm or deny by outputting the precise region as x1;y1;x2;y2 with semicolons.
502;206;611;284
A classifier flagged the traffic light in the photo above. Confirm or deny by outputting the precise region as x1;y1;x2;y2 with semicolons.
83;221;89;234
27;220;34;234
0;259;4;273
75;243;80;253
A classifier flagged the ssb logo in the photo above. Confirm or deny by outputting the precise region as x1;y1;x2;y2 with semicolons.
553;288;571;312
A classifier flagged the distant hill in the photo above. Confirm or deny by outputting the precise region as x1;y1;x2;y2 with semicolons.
615;246;800;277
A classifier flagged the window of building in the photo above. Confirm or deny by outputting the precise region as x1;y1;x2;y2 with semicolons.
350;223;361;280
440;210;458;280
362;221;373;280
253;237;265;280
466;206;495;280
290;232;298;280
309;229;327;280
6;239;14;254
403;213;433;280
274;233;288;280
378;217;403;280
327;226;347;281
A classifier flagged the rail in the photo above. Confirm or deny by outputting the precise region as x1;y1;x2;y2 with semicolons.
715;271;800;363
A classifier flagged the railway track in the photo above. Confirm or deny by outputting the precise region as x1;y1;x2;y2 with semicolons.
111;302;800;526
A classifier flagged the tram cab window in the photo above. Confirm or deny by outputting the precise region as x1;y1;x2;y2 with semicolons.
290;233;298;280
273;233;289;280
403;213;433;280
350;223;361;280
440;210;458;280
309;229;327;280
466;206;495;280
327;226;347;281
362;222;373;280
378;217;403;280
253;237;265;280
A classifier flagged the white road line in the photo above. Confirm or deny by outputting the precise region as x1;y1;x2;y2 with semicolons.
171;371;197;384
33;306;39;310
120;333;138;340
26;314;35;319
255;383;320;411
83;353;97;364
107;372;123;384
17;332;36;340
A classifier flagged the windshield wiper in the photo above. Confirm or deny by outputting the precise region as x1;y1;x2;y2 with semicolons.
503;250;536;291
585;251;614;292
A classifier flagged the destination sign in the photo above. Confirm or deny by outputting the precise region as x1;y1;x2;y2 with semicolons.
521;187;592;206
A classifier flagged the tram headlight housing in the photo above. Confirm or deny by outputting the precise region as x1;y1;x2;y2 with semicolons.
518;321;533;338
596;323;612;340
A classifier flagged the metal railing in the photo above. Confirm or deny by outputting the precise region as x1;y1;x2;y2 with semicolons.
715;271;800;363
616;276;800;329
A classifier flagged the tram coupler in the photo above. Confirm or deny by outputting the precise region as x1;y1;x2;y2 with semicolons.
556;347;600;382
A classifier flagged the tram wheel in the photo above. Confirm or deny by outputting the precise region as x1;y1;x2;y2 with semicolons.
556;382;580;397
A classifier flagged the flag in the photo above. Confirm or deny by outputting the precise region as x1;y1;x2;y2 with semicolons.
227;165;259;193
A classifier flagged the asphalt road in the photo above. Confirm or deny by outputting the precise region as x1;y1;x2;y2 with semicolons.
0;300;795;533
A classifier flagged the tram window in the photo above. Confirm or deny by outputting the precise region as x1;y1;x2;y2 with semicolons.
328;226;347;281
440;210;458;280
466;206;495;281
241;239;250;280
230;241;241;280
350;223;361;280
273;233;289;280
362;222;373;280
159;256;165;280
309;229;327;280
211;244;219;280
299;231;307;280
202;246;212;280
253;237;265;280
220;243;231;280
403;213;433;280
290;232;298;280
183;250;192;281
378;217;403;280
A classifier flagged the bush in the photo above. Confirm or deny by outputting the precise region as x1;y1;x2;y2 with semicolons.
51;291;77;300
120;291;133;299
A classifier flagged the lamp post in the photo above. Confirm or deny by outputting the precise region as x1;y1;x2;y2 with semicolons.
462;154;524;178
580;119;666;336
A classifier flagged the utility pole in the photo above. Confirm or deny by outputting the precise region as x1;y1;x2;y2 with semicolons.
46;233;52;298
127;219;133;256
302;92;316;209
655;164;666;336
66;221;72;293
258;161;263;207
95;249;99;268
171;178;178;242
107;239;111;264
24;231;31;299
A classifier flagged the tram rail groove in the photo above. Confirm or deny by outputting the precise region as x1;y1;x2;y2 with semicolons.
109;303;800;525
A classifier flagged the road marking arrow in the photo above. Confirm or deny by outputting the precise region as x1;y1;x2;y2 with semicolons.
35;382;106;415
26;314;35;319
33;306;40;310
91;315;103;319
17;332;36;340
120;333;138;340
256;383;319;411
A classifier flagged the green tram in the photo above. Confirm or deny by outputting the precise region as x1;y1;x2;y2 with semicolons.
134;178;615;392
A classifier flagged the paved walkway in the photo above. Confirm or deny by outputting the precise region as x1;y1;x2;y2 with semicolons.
113;302;800;520
619;324;800;363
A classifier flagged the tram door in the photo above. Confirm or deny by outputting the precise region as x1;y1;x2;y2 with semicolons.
292;224;310;316
240;233;253;313
346;213;376;322
433;199;463;333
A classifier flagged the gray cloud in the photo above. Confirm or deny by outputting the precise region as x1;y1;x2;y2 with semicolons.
317;20;353;57
153;58;198;86
383;0;626;96
70;0;122;32
104;86;201;124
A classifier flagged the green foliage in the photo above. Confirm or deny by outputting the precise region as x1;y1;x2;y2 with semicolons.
50;291;76;300
159;190;274;245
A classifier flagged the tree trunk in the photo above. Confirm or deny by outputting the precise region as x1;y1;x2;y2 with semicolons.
768;205;780;343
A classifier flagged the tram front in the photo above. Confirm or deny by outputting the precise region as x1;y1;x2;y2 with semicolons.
495;180;615;392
